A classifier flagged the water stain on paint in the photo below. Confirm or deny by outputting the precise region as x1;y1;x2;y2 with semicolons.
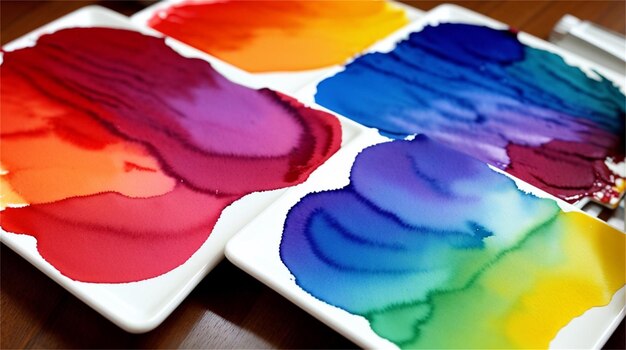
147;0;409;72
315;23;626;205
0;27;342;283
280;136;624;348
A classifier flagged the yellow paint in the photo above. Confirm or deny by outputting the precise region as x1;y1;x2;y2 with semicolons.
505;212;625;348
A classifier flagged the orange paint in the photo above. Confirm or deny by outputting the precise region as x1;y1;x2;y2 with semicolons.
148;0;409;72
0;68;175;206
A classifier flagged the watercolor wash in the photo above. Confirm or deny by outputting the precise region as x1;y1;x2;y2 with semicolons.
148;0;409;72
280;136;625;348
0;27;341;283
315;23;626;205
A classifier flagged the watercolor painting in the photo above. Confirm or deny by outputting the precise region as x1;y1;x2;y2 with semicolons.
0;27;342;283
147;0;409;72
280;136;625;349
315;23;626;206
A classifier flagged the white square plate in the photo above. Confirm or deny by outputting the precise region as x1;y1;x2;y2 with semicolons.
0;5;364;333
226;129;625;349
293;3;626;212
226;4;625;349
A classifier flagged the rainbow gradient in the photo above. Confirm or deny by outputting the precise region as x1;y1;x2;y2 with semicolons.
280;136;624;348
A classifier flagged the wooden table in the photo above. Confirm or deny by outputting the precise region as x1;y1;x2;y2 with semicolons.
1;1;624;348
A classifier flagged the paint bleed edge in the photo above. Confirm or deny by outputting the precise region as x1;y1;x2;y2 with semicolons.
551;285;625;349
0;224;227;333
225;236;398;350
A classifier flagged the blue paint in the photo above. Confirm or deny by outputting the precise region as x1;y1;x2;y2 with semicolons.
314;23;625;203
279;136;558;314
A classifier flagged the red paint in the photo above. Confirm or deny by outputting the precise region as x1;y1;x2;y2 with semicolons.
506;140;622;203
1;28;341;282
3;186;232;282
124;162;158;173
